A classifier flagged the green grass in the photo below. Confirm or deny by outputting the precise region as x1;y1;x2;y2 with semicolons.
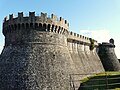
79;72;120;90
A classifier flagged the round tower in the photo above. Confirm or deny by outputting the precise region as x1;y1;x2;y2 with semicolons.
0;12;76;90
109;38;114;45
98;40;120;71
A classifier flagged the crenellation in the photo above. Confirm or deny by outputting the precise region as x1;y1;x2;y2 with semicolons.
83;36;84;39
18;13;23;22
59;17;64;25
41;12;47;18
74;32;76;36
18;12;23;18
65;20;67;24
51;14;57;21
59;17;62;21
70;31;72;35
3;12;69;34
41;12;47;23
4;16;8;22
29;12;35;23
9;14;13;20
3;12;98;47
80;35;82;38
77;34;79;37
67;30;96;46
29;12;35;17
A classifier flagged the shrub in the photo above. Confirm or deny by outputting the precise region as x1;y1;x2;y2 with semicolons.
89;38;95;51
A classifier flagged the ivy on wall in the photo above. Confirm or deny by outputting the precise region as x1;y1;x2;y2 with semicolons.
89;38;95;51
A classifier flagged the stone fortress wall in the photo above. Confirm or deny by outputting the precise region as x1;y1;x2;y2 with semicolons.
0;12;104;90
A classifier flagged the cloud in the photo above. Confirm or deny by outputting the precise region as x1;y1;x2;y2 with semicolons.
80;29;111;43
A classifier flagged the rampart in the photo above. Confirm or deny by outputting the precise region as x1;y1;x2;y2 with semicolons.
0;12;104;90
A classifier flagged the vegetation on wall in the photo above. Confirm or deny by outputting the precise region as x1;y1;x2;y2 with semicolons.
89;38;95;51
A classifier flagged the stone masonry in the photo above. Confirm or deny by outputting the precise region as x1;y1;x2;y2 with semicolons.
0;12;104;90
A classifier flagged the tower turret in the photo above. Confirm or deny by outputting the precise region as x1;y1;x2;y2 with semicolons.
98;40;120;71
109;38;114;45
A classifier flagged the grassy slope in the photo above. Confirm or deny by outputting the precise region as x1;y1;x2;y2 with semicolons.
79;72;120;90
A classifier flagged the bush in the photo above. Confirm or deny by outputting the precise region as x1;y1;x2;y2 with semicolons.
89;38;95;51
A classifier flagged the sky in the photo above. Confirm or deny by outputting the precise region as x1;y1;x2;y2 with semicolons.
0;0;120;58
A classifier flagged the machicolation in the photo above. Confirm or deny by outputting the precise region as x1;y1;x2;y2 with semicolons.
3;12;69;36
3;12;98;47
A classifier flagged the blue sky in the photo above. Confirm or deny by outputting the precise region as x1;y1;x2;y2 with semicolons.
0;0;120;58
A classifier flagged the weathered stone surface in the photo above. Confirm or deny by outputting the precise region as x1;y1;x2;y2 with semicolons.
0;12;105;90
0;32;77;90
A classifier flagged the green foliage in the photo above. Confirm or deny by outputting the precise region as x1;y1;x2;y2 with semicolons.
79;72;120;90
89;38;95;50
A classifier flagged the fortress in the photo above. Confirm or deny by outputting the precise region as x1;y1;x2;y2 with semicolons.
0;12;120;90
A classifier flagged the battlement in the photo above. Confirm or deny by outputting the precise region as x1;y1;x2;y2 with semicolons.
67;31;98;46
3;12;69;35
2;12;98;47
